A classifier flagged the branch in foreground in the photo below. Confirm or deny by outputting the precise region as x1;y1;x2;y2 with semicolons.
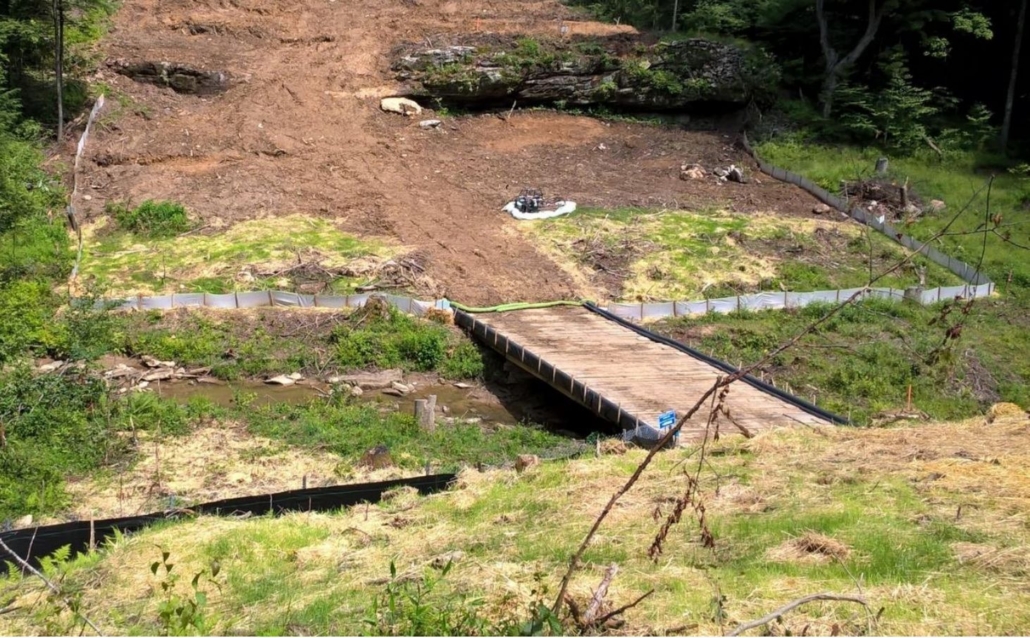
726;592;869;636
0;537;104;635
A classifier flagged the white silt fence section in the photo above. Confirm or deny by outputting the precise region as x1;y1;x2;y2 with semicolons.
103;279;992;322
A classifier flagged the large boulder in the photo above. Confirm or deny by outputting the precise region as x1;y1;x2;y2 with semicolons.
107;59;231;95
391;35;777;111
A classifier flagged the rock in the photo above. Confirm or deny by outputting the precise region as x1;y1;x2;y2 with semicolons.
350;385;364;397
288;372;304;381
380;97;423;116
107;59;230;95
441;405;450;414
142;368;175;382
419;119;442;129
431;550;465;569
929;199;947;213
330;369;404;389
136;381;150;390
266;374;296;386
391;381;411;395
453;382;472;389
726;165;746;183
37;360;65;374
812;203;832;215
13;514;33;529
105;364;136;379
713;166;730;179
359;444;393;470
381;388;404;397
903;203;922;216
514;454;540;473
142;355;176;369
393;36;776;111
197;376;223;385
680;163;706;180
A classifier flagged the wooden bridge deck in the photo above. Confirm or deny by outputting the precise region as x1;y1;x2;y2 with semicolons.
455;305;838;440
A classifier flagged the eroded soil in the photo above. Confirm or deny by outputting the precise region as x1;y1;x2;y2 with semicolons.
76;0;821;305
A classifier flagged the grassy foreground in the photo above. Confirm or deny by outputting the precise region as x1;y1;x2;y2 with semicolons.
3;408;1028;635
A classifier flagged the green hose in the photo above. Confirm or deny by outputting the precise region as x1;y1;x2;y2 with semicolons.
447;299;587;313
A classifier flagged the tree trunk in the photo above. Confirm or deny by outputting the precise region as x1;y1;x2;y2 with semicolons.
671;0;680;32
820;71;838;117
53;0;64;140
815;0;884;118
1001;0;1027;152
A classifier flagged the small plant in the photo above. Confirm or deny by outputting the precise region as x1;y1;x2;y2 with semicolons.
440;341;485;380
151;547;221;636
364;561;490;636
110;200;192;238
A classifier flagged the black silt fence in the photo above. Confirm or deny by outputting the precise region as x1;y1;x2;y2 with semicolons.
1;473;456;574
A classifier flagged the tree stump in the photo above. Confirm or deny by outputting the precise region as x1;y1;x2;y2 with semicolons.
875;157;889;174
415;395;437;432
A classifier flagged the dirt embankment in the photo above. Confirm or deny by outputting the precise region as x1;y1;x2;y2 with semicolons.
80;0;819;305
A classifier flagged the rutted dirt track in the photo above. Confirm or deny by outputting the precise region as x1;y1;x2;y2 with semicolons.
83;0;818;305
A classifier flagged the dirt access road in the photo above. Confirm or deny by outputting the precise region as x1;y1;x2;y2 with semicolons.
82;0;818;305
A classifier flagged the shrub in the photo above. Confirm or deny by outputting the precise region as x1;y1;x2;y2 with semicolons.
331;304;452;372
440;342;485;380
0;279;64;363
110;200;191;238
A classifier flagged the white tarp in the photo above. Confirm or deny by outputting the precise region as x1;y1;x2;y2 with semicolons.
502;200;577;220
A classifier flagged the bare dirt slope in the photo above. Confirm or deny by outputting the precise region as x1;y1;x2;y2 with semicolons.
83;0;818;304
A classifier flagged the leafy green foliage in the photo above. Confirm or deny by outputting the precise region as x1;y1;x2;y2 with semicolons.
0;367;115;518
110;200;192;238
834;54;941;152
364;561;566;636
331;304;480;376
440;342;485;380
151;547;222;636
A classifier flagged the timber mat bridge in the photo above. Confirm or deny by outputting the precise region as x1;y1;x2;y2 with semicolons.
455;304;846;440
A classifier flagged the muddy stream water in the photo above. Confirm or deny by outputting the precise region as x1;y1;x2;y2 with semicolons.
153;378;527;425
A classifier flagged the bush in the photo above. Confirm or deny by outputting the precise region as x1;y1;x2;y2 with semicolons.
440;342;485;380
111;200;191;238
0;368;121;518
331;305;451;372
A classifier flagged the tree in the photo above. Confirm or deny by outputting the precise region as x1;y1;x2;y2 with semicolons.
816;0;886;117
52;0;63;140
1000;0;1027;152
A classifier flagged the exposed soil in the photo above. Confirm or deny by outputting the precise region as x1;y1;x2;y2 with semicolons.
75;0;822;305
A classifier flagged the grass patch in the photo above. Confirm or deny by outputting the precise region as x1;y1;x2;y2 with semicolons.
331;300;484;377
754;140;1030;288
658;140;1030;421
519;206;960;301
109;200;192;238
653;297;1029;424
245;394;569;475
80;215;395;296
6;413;1030;635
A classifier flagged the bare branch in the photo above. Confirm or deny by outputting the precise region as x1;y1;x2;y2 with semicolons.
593;589;655;626
584;563;618;625
727;593;868;636
0;538;104;635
